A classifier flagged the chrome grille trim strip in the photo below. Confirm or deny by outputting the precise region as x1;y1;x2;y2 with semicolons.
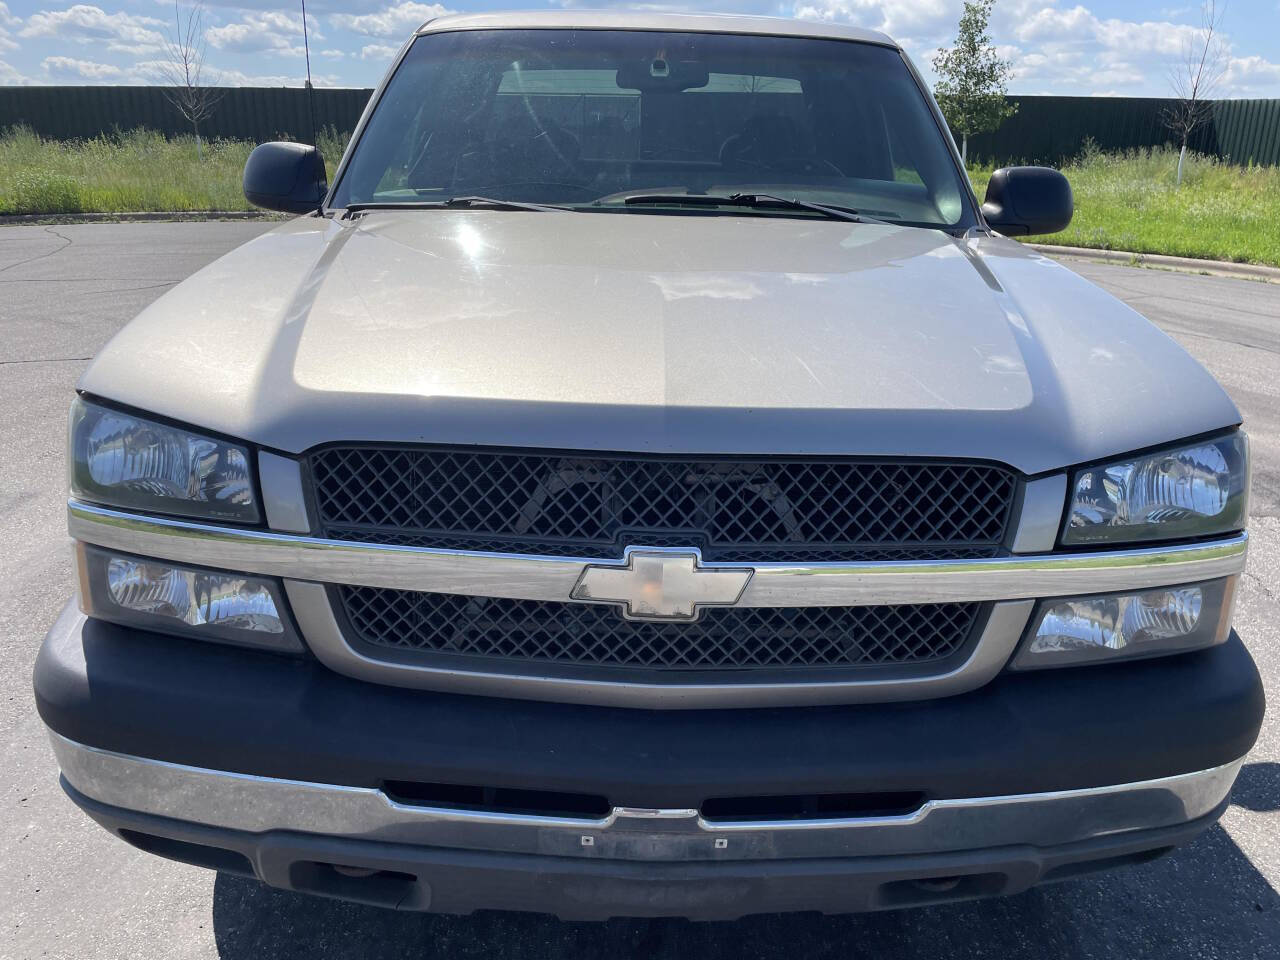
50;732;1243;863
68;499;1249;608
257;452;313;534
1010;474;1068;553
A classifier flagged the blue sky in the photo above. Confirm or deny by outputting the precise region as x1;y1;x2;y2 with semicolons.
1;0;1278;94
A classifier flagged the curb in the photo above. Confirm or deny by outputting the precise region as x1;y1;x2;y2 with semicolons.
0;210;281;225
1029;243;1280;283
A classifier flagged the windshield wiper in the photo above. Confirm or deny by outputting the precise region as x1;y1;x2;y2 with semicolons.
344;196;570;217
617;192;889;225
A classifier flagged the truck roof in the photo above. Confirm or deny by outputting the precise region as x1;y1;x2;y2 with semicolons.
414;10;897;48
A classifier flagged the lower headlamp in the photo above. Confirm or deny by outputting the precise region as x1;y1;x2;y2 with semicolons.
76;543;303;653
1012;577;1236;670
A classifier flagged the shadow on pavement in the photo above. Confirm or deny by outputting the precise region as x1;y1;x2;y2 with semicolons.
211;763;1280;960
1229;761;1280;813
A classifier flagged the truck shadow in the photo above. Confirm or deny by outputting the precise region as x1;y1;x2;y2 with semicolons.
211;762;1280;960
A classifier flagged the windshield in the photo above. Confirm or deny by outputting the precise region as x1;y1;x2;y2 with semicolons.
331;29;974;229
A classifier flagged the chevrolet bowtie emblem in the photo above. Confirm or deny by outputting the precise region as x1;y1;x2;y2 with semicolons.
571;548;753;622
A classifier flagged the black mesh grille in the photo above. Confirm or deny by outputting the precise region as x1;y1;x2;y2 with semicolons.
311;448;1017;561
338;588;983;673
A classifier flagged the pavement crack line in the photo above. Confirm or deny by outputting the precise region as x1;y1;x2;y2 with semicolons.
0;277;181;285
76;280;178;293
0;226;74;276
1098;277;1280;323
1244;570;1280;607
1164;325;1280;358
0;356;92;366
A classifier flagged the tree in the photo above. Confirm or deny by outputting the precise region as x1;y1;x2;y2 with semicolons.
932;0;1017;165
1163;0;1228;187
156;0;222;158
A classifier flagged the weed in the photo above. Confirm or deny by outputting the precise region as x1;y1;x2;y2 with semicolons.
2;128;1276;267
969;145;1280;266
0;126;353;216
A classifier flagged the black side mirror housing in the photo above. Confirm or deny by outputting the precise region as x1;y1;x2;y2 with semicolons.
981;166;1073;236
243;141;327;214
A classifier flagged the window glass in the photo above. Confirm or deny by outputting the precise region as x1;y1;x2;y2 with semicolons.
333;29;972;228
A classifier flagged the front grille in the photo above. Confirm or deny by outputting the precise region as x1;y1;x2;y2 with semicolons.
337;588;984;674
314;447;1010;684
311;447;1018;561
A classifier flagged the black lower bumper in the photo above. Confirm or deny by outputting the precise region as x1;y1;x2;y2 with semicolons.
35;603;1265;919
69;781;1224;920
34;604;1264;806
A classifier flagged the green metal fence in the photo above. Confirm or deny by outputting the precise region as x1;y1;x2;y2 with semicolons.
1;86;1277;166
1211;97;1280;166
0;86;372;142
961;96;1280;166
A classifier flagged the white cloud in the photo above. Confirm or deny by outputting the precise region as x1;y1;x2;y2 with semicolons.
0;2;16;51
42;54;125;79
210;65;343;87
993;3;1280;97
50;57;171;84
20;4;167;54
1222;54;1280;95
2;0;1277;97
0;56;32;83
789;0;1280;98
554;0;775;10
792;0;954;39
359;42;399;60
1011;6;1199;57
206;10;321;57
127;57;340;87
331;2;449;40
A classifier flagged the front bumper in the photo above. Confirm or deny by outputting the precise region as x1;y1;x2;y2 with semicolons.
64;769;1233;920
34;602;1264;918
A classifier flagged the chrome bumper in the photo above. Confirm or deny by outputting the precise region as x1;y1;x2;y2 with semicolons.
65;498;1250;708
51;733;1243;864
67;499;1249;608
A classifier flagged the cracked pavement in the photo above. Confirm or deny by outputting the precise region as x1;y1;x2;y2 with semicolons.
1;223;1277;959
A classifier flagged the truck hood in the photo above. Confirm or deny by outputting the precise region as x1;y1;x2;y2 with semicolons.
81;211;1239;475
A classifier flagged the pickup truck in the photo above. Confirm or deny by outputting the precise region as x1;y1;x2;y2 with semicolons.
34;11;1263;920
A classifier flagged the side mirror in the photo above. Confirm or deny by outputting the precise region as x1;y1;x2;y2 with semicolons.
981;166;1073;236
243;142;327;215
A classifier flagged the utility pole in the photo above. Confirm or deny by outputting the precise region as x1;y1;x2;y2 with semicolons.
301;0;317;146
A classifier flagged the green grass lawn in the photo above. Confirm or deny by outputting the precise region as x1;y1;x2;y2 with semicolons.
969;146;1280;267
0;127;349;216
2;127;1277;267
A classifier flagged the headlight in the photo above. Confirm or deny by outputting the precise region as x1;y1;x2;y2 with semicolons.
69;396;259;523
76;544;302;653
1063;433;1248;546
1012;577;1236;669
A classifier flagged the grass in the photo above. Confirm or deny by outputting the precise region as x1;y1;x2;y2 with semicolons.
1;126;1277;267
968;144;1280;267
0;126;350;215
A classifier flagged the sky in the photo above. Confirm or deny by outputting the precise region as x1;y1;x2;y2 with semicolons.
0;0;1278;96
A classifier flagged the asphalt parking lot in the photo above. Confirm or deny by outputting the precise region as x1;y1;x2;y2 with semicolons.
2;221;1278;959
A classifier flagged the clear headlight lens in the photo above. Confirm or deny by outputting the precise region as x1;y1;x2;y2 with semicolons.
69;396;258;523
1012;577;1236;669
77;544;301;652
1063;433;1247;545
